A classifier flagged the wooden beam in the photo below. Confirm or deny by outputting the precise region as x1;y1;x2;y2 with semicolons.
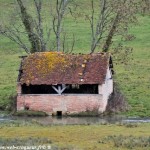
52;84;67;95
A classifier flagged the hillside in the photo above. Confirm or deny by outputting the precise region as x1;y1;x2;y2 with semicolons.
0;1;150;116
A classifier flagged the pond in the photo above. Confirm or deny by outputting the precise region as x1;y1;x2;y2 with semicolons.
0;115;150;125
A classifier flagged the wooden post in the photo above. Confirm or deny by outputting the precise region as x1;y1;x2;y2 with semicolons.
52;84;67;95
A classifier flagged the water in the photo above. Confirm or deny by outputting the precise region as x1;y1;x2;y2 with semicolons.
13;116;124;125
122;118;150;123
0;115;150;125
0;118;14;122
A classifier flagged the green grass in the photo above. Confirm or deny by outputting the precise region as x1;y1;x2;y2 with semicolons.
115;15;150;116
0;122;150;150
0;1;150;116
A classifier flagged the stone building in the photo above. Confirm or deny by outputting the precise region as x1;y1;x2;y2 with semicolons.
17;52;113;116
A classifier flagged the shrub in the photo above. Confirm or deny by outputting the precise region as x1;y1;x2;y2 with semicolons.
101;135;150;149
106;83;129;114
0;137;52;146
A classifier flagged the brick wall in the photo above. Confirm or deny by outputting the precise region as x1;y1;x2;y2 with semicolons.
17;94;107;115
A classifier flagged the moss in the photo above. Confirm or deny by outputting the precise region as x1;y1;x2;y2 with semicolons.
68;107;101;117
21;52;69;85
13;110;48;117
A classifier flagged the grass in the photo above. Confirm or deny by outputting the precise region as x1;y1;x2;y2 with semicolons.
0;122;150;149
115;15;150;116
0;1;150;116
0;52;20;109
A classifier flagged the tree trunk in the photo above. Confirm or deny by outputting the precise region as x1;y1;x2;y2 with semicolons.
102;13;120;52
17;0;40;53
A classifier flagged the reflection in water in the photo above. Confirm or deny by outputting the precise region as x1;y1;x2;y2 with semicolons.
30;116;110;125
0;116;150;125
12;116;150;125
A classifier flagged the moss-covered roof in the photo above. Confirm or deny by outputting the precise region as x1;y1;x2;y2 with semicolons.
19;52;110;85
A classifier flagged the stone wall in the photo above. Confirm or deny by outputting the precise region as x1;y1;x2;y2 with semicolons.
98;68;113;103
17;94;106;115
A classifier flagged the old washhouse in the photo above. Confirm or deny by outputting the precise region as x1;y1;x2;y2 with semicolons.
17;52;113;115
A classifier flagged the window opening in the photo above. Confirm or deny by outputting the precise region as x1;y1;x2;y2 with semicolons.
22;84;98;94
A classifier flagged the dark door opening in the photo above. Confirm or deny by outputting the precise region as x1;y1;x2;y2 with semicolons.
57;111;62;117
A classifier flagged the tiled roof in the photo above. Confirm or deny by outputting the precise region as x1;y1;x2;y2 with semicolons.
19;52;110;85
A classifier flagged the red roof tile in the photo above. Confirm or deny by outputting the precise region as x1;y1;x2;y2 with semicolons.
19;52;110;85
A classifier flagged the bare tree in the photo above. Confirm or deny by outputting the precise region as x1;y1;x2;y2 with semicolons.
1;0;147;54
0;0;51;54
51;0;73;52
17;0;43;53
0;0;75;53
87;0;140;53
